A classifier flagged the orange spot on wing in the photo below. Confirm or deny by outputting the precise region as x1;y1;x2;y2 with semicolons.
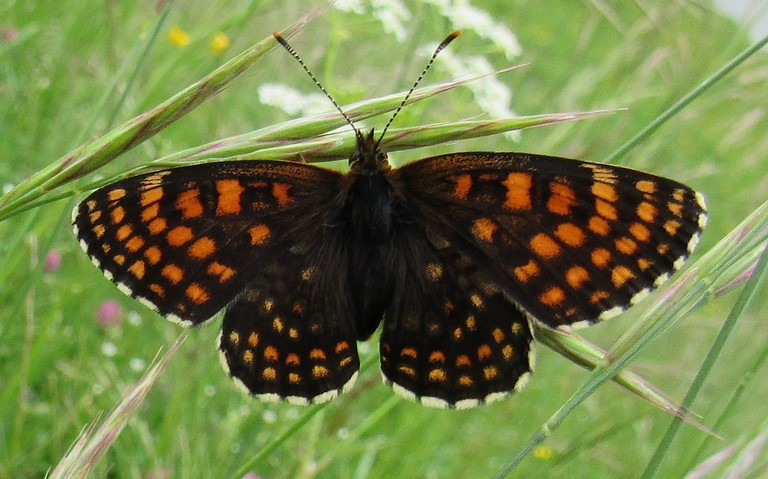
401;347;418;359
144;246;162;265
636;180;657;194
502;172;533;210
452;174;472;200
263;346;279;361
591;248;611;268
615;237;638;255
116;224;132;241
514;259;540;282
186;283;209;304
167;226;194;246
429;351;447;363
149;283;165;298
530;233;561;258
668;202;683;217
588;216;611;236
429;369;447;382
547;183;577;216
595;198;618;220
128;260;145;279
248;224;271;245
592;182;618;202
590;290;609;304
566;266;590;289
148;217;167;235
110;206;125;224
477;344;492;360
286;353;300;365
141;203;160;222
539;286;566;306
483;366;498;380
92;224;106;238
472;217;497;242
216;179;244;216
107;189;126;201
664;219;681;236
176;188;204;219
140;187;163;206
248;332;259;347
637;258;653;271
629;222;651;242
611;266;635;287
161;264;184;284
125;235;145;252
272;183;293;207
636;202;657;223
554;223;586;247
188;236;216;259
208;261;235;282
310;348;327;361
456;354;471;367
492;328;505;343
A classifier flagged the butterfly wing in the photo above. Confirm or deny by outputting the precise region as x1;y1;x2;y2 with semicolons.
393;152;707;330
73;161;342;323
380;226;535;408
74;161;361;402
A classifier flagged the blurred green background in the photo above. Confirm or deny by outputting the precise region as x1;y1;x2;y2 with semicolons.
1;1;767;478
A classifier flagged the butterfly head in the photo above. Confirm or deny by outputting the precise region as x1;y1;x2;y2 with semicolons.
349;129;391;176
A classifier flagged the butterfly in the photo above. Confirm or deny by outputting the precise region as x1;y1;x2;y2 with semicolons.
72;32;707;409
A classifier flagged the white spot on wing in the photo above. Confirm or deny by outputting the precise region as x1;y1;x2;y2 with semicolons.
420;396;450;409
454;398;481;409
598;306;625;321
629;288;650;305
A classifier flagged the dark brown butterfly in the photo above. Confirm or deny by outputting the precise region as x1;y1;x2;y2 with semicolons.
73;32;706;409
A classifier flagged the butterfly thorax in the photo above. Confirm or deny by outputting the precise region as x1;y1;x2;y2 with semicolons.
332;130;408;338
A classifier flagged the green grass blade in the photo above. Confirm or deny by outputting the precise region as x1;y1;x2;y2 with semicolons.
641;243;768;478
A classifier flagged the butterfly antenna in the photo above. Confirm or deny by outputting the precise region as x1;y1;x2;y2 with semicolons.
376;31;462;148
273;32;364;143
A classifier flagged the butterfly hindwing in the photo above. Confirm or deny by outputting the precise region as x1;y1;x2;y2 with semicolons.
394;152;707;330
380;225;534;408
73;161;345;325
219;246;361;404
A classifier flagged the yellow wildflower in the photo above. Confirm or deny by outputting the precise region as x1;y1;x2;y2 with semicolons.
168;26;190;47
210;32;230;55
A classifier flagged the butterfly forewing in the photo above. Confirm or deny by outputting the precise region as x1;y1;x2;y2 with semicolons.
395;152;707;330
73;161;345;325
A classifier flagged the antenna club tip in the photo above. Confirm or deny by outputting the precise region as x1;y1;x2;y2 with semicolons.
450;31;462;38
273;32;285;42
